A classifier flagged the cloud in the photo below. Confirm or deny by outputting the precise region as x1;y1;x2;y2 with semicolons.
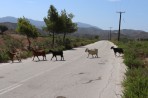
108;0;121;2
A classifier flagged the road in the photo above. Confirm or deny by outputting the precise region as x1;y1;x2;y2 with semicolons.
0;40;126;98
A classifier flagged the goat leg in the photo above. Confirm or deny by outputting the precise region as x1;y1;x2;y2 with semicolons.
11;58;14;63
61;56;64;61
37;56;40;61
92;54;94;58
87;54;89;58
45;55;47;60
16;56;20;62
56;56;57;61
51;55;54;60
96;54;98;58
32;56;35;61
43;56;44;61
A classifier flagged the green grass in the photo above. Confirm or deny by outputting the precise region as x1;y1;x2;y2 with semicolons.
123;68;148;98
114;39;148;98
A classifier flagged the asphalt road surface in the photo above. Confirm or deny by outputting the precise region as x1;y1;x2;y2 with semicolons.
0;40;126;98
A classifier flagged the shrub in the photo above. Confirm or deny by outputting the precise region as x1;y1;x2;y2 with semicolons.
124;58;144;68
0;50;9;63
20;51;32;59
64;38;73;49
123;68;148;98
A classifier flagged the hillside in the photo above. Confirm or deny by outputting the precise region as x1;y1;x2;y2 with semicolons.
0;16;148;40
0;22;17;30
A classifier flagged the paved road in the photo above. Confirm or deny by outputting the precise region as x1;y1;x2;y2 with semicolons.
0;40;126;98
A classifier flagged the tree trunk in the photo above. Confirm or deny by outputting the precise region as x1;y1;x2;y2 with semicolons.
63;32;67;45
52;32;55;48
27;37;31;50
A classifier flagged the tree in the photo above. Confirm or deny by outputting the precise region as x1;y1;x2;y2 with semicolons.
0;25;8;35
60;10;77;44
44;5;59;47
16;17;39;49
44;5;77;47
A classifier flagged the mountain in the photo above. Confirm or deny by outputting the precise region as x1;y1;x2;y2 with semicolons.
0;16;17;23
0;22;17;30
0;16;148;39
0;16;101;29
0;16;45;29
76;22;101;29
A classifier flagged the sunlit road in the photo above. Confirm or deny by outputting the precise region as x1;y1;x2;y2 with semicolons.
0;40;126;98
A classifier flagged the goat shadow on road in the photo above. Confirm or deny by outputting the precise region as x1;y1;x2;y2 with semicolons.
33;59;48;62
9;61;22;64
51;60;66;62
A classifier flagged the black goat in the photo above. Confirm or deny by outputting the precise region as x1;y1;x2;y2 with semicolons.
111;46;124;56
49;50;64;61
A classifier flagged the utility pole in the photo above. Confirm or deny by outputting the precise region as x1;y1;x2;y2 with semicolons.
109;27;112;40
117;11;125;41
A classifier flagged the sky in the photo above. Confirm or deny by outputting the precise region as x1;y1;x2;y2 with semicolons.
0;0;148;31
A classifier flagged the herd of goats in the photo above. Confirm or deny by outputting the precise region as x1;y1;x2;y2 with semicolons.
7;46;124;63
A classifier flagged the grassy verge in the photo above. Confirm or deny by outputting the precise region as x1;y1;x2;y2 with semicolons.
114;40;148;98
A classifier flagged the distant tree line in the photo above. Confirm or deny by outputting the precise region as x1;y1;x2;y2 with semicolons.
0;25;8;35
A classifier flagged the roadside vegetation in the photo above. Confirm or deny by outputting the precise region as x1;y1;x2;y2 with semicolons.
114;39;148;98
0;34;99;63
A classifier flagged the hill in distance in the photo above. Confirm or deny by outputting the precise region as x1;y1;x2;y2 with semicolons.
0;16;100;29
0;16;148;39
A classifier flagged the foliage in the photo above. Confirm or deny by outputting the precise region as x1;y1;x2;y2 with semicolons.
0;50;9;63
44;5;59;47
16;17;39;48
0;25;8;34
60;10;78;44
44;5;77;47
114;40;148;98
123;68;148;98
3;35;23;49
17;17;39;38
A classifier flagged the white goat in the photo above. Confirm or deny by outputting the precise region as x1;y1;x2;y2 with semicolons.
85;48;98;58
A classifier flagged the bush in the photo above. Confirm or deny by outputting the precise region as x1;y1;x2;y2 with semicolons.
64;38;73;49
123;68;148;98
124;58;144;68
0;50;9;63
20;51;32;59
115;40;148;98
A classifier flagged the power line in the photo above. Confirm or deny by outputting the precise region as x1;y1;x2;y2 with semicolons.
117;11;125;41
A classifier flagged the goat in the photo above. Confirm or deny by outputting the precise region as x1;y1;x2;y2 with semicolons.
111;46;124;56
85;48;98;58
31;48;46;61
49;50;64;61
7;49;21;63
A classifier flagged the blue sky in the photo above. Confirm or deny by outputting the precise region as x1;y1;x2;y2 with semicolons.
0;0;148;31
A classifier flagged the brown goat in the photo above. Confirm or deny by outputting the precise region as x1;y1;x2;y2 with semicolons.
31;48;46;61
7;49;21;63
